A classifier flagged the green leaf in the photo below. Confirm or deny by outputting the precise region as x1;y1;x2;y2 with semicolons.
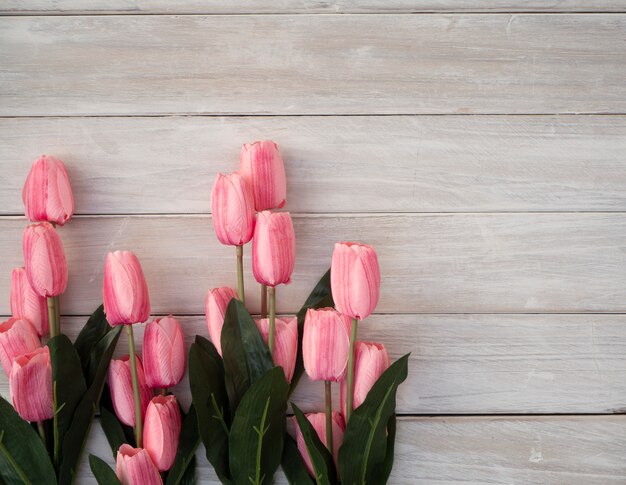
291;404;336;485
88;454;122;485
338;354;409;485
99;405;128;458
74;305;111;384
220;299;273;413
228;367;289;485
166;405;200;485
280;434;315;485
377;414;397;484
0;396;56;485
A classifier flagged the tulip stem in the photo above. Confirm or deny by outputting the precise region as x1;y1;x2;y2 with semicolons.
125;324;143;448
260;284;268;318
47;297;58;338
345;318;359;423
268;287;276;356
325;381;333;456
236;245;245;304
37;421;46;445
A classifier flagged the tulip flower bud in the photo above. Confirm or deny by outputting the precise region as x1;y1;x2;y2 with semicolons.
341;341;389;416
143;316;186;389
211;172;255;246
255;316;298;383
109;355;152;427
10;267;49;336
143;395;182;471
205;287;237;357
302;308;351;382
239;141;287;211
103;251;151;326
116;444;163;485
0;317;41;377
294;411;345;477
22;222;68;298
331;242;380;320
10;347;52;422
252;211;296;287
22;155;74;226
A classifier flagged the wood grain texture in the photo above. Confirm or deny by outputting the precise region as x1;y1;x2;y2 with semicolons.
2;115;626;214
1;15;625;116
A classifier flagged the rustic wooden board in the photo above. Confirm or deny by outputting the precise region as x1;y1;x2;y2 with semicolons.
2;115;626;214
1;15;625;116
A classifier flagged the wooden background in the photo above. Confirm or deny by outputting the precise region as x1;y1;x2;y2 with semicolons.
1;1;626;483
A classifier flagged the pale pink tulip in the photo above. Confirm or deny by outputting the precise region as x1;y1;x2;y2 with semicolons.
0;317;41;377
22;222;68;297
205;287;237;356
109;355;152;427
211;172;255;246
143;316;186;389
116;444;163;485
255;316;297;382
331;242;380;320
22;155;74;226
143;395;182;471
103;251;151;326
10;267;49;336
239;141;287;211
10;347;52;422
294;411;345;477
252;211;295;287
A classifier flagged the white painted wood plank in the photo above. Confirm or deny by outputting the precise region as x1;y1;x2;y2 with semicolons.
1;15;625;116
2;115;626;214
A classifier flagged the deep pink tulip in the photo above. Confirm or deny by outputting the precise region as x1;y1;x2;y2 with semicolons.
0;317;41;377
10;267;49;336
22;222;68;298
341;341;390;416
294;411;345;476
10;347;52;422
22;155;74;226
252;211;296;287
302;308;351;382
143;316;186;389
143;395;182;471
331;242;380;321
109;355;152;427
239;141;287;211
211;172;255;246
205;287;237;356
116;444;163;485
103;251;151;326
255;316;297;382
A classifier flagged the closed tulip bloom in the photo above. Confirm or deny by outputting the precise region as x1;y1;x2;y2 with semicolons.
116;444;163;485
294;411;345;476
10;347;52;422
331;242;380;321
0;317;41;377
22;222;68;298
143;316;186;389
22;155;74;226
143;395;182;471
239;141;287;211
10;267;49;336
109;355;152;427
211;172;255;246
205;287;237;356
103;251;151;326
302;308;351;382
255;316;297;382
252;211;296;287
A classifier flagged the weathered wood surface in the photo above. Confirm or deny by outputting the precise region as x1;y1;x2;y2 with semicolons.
2;15;626;116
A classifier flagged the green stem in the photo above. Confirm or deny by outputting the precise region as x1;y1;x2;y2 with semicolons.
54;296;60;335
345;318;359;423
260;284;267;319
47;297;58;338
253;398;271;485
325;381;333;456
37;422;46;445
0;434;31;485
125;325;143;447
236;245;245;304
53;381;59;466
268;287;276;356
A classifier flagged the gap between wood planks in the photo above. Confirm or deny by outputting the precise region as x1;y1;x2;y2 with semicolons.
2;11;626;16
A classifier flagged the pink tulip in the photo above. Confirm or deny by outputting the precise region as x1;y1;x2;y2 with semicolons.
22;222;68;298
252;211;296;287
239;141;287;211
10;267;49;336
255;316;297;382
302;308;351;382
211;172;255;246
294;411;345;476
109;355;152;427
10;347;52;422
116;444;163;485
331;242;380;321
143;395;182;471
103;251;151;326
0;317;41;377
22;155;74;226
205;287;237;356
143;316;186;389
341;341;390;416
